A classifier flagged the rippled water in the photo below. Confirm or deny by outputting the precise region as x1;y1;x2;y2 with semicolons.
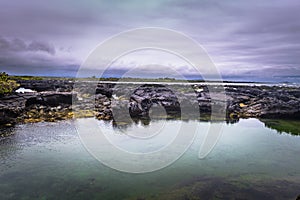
0;118;300;200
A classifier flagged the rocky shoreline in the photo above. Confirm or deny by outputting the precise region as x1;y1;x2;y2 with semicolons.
1;80;300;132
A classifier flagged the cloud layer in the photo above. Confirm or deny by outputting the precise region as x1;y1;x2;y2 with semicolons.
0;0;299;80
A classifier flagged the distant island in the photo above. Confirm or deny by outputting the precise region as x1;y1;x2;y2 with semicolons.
7;74;268;83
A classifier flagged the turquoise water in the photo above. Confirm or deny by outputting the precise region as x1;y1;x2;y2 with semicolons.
0;118;300;199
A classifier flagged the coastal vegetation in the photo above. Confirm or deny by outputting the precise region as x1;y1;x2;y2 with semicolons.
261;119;300;136
0;72;19;95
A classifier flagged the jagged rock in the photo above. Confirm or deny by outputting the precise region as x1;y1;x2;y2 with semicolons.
128;85;181;118
0;91;76;125
1;80;300;127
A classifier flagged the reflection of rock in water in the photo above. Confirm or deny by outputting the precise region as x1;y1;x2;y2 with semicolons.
112;116;151;129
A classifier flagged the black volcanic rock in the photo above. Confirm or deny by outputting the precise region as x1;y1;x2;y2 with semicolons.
25;92;74;107
1;80;300;127
95;83;115;98
128;84;181;118
0;91;75;126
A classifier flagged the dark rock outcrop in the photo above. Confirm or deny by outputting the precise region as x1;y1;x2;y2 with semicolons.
225;85;300;119
128;84;181;118
0;92;75;126
1;79;300;128
25;92;73;107
95;83;115;98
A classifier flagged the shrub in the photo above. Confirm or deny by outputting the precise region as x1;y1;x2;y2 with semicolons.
0;72;20;95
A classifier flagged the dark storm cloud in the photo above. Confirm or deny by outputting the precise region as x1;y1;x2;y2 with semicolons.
0;37;55;55
0;36;77;76
0;0;299;78
174;0;300;77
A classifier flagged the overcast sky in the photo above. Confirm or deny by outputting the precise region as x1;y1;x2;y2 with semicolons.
0;0;300;81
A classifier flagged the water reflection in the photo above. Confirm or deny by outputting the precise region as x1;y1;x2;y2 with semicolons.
1;118;300;199
111;113;300;137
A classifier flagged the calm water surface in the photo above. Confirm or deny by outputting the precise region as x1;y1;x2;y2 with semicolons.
0;118;300;200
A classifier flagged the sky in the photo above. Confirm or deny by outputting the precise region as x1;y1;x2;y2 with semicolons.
0;0;300;82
